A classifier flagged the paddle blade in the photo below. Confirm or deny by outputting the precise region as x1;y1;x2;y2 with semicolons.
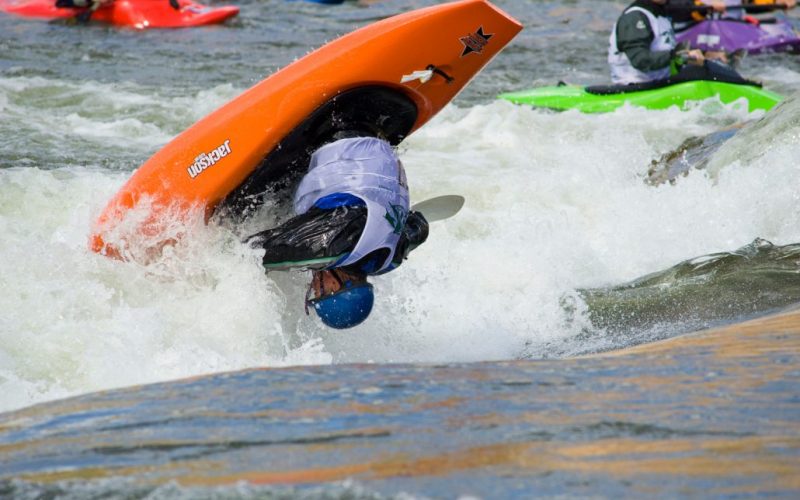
411;195;465;223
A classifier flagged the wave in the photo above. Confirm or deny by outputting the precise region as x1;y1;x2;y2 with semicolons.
1;74;799;412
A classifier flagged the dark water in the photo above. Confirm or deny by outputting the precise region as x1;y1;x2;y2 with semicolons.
2;328;799;498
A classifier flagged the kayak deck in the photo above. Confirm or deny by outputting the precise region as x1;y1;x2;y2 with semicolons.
498;80;783;113
676;17;800;55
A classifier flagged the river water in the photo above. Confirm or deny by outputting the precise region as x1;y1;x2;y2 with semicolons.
1;0;799;497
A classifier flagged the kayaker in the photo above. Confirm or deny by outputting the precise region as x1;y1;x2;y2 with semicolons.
55;0;181;22
609;0;729;84
669;0;796;28
693;0;796;21
246;134;429;330
55;0;111;20
669;0;727;27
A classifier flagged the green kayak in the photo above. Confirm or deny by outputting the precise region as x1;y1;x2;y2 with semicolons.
499;63;782;113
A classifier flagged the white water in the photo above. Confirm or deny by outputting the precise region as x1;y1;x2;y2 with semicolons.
1;75;799;413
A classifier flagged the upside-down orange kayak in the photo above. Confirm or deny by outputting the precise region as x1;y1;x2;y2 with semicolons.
0;0;239;29
90;0;522;260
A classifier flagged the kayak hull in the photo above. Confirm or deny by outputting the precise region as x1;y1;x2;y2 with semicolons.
676;18;800;54
498;80;783;113
0;0;239;28
90;0;522;259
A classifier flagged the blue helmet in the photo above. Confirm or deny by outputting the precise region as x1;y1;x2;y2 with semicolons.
306;270;374;329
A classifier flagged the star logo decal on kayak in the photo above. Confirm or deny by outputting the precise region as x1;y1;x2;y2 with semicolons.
460;26;493;57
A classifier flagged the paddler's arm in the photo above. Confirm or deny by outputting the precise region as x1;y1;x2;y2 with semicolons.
615;11;674;73
246;204;367;270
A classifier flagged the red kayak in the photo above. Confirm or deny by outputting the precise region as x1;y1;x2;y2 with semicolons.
0;0;239;28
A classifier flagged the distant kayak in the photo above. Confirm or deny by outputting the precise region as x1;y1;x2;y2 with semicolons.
0;0;239;28
498;62;782;113
676;17;800;54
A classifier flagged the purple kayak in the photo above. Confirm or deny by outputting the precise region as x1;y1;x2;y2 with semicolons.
676;16;800;54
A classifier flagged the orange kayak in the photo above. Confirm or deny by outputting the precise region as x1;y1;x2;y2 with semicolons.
0;0;239;28
90;0;522;260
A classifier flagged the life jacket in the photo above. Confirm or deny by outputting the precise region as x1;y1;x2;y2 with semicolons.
608;5;677;84
293;137;409;274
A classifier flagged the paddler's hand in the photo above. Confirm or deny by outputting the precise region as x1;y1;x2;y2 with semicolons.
684;49;705;65
673;43;705;66
169;0;180;9
707;0;726;13
778;0;797;10
703;50;728;65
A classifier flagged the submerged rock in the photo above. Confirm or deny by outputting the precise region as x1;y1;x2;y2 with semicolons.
646;125;741;186
578;238;800;345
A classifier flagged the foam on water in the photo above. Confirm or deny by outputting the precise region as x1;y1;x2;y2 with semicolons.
0;76;238;169
1;74;799;412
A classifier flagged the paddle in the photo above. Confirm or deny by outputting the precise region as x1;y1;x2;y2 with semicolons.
411;195;465;223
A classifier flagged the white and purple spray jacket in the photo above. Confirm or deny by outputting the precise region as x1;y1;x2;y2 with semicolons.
293;137;410;275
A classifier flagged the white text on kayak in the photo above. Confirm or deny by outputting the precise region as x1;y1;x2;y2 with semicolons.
187;140;232;179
